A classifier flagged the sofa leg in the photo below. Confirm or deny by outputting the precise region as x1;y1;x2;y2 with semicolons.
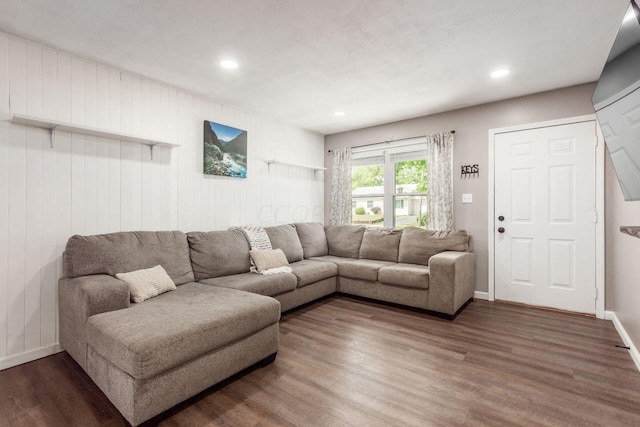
259;352;277;367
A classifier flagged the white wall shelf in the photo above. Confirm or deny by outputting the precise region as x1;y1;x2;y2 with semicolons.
9;114;179;159
265;159;326;172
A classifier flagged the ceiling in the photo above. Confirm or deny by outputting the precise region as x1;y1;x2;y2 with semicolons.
0;0;630;135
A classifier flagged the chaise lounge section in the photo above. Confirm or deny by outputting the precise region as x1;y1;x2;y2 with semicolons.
59;231;280;426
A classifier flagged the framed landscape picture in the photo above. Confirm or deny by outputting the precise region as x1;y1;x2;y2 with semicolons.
203;120;247;178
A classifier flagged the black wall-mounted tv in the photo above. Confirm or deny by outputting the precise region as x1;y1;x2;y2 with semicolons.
593;0;640;201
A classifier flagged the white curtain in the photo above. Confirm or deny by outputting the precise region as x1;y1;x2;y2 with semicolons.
426;132;454;230
329;147;353;225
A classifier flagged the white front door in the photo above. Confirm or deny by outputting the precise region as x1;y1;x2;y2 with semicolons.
494;121;598;314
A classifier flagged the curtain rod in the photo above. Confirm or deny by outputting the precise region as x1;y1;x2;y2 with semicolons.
327;130;455;153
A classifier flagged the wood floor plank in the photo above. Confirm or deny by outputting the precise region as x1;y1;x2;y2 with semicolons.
0;298;639;426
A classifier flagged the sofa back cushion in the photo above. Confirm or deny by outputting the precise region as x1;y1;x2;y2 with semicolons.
325;225;366;259
264;224;304;263
64;231;195;285
398;227;470;265
359;228;402;262
187;229;251;280
294;222;329;258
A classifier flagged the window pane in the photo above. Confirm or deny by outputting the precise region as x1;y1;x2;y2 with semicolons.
394;195;428;229
352;164;384;195
395;159;427;194
352;163;385;226
352;196;384;226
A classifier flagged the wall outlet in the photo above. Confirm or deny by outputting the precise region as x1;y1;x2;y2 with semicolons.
462;193;473;204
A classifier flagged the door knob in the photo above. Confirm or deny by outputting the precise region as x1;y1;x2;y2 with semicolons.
498;215;504;221
498;227;505;233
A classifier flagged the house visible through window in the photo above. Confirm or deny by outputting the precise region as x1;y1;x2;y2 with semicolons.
351;140;428;229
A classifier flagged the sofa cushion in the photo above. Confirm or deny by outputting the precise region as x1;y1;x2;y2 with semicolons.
265;224;304;263
289;259;338;288
294;222;329;258
116;265;176;303
378;263;430;290
359;228;402;262
398;227;470;266
187;229;251;281
86;283;280;380
64;231;195;285
325;225;366;258
199;272;297;297
338;259;396;282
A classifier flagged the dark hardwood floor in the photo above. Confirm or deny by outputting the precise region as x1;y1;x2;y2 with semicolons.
1;297;639;426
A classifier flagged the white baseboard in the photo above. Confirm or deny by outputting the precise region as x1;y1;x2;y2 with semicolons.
474;291;489;301
605;310;640;372
0;343;62;371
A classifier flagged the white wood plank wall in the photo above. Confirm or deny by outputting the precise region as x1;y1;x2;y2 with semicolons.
0;33;325;370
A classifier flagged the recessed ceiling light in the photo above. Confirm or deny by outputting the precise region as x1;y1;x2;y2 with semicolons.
490;69;510;78
334;111;345;117
220;60;238;69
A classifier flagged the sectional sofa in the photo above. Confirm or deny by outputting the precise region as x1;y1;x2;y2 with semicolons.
59;222;475;425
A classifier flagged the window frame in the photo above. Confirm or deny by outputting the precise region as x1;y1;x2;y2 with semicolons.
352;141;428;229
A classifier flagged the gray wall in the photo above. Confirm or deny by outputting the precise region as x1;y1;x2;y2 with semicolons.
324;83;597;293
605;150;640;346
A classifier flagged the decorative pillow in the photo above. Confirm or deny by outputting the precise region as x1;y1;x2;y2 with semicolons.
116;265;176;303
249;249;291;274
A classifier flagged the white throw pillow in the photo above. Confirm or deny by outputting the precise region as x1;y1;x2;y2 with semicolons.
116;265;176;303
249;248;290;272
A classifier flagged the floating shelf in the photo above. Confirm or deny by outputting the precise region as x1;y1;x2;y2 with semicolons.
620;226;640;239
265;159;326;172
9;114;178;158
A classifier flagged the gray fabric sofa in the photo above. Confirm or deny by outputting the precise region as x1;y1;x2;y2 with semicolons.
58;223;474;425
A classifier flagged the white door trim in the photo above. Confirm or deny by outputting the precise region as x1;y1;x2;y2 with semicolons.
488;114;605;319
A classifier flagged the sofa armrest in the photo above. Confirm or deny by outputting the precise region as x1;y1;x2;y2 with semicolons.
427;251;475;316
59;275;130;370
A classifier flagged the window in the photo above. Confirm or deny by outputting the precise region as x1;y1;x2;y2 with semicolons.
351;142;428;229
351;156;384;225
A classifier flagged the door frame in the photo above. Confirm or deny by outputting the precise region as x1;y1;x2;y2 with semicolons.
487;115;605;318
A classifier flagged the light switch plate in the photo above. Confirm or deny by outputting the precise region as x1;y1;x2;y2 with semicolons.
462;193;473;204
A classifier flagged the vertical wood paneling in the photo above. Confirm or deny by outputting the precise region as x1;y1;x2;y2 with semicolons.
0;33;324;366
83;62;97;127
40;61;58;344
93;137;107;234
107;70;122;231
25;43;42;118
84;136;98;235
56;53;71;123
70;57;84;124
42;49;57;120
108;69;120;131
7;124;26;355
95;66;108;129
24;127;43;351
108;139;121;231
70;133;85;235
129;76;142;230
9;38;26;116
